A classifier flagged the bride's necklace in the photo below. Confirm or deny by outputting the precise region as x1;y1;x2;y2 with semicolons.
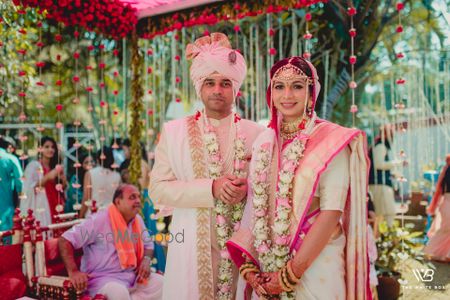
280;117;307;140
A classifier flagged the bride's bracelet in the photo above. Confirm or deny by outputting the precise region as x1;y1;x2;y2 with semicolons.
239;261;259;280
286;260;301;283
278;260;301;292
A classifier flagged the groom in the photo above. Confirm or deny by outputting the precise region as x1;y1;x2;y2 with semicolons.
149;32;264;299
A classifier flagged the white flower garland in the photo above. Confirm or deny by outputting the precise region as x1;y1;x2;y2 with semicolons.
252;132;308;299
201;111;247;300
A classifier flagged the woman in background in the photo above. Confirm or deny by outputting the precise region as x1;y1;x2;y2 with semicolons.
21;136;66;226
79;146;121;217
65;150;94;213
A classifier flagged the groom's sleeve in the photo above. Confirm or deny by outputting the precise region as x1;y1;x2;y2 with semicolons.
149;127;215;208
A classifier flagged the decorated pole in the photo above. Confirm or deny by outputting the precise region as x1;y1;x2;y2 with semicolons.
128;30;144;188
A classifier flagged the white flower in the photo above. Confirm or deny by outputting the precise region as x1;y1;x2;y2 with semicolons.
275;257;287;268
278;185;290;196
273;245;290;257
235;139;245;149
277;209;290;220
273;220;290;234
279;172;292;184
253;184;266;195
255;231;269;241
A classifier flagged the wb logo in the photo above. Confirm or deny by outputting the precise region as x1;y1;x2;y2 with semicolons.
412;269;434;282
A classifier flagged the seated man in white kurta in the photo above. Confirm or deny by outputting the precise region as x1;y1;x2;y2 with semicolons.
149;32;264;300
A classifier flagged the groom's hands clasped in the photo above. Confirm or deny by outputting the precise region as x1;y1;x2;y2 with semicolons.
212;175;247;204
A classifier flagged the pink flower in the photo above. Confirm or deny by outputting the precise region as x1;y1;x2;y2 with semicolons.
211;154;220;162
216;215;226;225
261;143;271;151
254;209;267;217
277;198;291;208
220;250;230;259
275;235;291;246
55;184;63;192
282;160;297;173
220;284;231;293
233;221;241;231
257;243;269;254
257;172;267;182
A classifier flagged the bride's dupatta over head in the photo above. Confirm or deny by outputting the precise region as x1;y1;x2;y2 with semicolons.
227;57;372;300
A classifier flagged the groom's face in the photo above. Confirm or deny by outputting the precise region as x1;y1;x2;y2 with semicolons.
200;73;234;115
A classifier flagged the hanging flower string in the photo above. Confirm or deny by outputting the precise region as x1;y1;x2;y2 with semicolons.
72;29;83;212
303;11;312;59
111;47;121;151
17;7;28;199
347;4;358;126
98;43;108;169
54;28;64;214
84;41;95;209
395;2;406;87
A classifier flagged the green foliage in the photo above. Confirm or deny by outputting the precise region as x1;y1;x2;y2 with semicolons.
375;221;433;277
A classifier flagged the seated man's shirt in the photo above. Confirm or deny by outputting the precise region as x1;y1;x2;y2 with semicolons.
63;209;154;295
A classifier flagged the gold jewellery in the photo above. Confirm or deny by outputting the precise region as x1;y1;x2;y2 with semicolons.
280;117;308;140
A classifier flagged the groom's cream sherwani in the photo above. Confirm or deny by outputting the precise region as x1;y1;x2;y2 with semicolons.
149;113;264;300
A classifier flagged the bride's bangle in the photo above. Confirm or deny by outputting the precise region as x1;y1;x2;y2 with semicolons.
286;260;301;283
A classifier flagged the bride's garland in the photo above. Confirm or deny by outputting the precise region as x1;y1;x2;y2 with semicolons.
252;128;310;299
199;110;247;300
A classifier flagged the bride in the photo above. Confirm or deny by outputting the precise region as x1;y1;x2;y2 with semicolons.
227;56;371;299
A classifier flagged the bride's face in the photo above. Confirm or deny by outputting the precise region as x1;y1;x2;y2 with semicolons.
272;78;312;122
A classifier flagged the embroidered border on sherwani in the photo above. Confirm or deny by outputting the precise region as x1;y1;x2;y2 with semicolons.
187;115;214;300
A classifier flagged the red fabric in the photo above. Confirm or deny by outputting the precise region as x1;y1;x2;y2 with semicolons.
44;239;83;276
0;244;26;300
42;166;65;222
0;272;27;300
0;244;22;275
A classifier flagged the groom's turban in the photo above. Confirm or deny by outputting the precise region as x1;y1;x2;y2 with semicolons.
185;32;247;99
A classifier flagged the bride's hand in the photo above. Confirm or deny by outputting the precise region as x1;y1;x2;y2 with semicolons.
260;271;284;296
245;272;268;297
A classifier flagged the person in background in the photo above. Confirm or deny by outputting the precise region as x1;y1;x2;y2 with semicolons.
59;184;163;299
80;146;121;218
368;125;402;227
0;137;23;242
21;136;66;226
65;150;94;213
120;142;166;273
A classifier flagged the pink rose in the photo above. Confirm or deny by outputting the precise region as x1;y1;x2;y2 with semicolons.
257;172;267;182
275;235;291;246
216;215;226;225
220;250;230;259
257;243;269;254
220;284;231;293
233;221;241;231
277;198;291;208
211;154;221;162
55;184;63;192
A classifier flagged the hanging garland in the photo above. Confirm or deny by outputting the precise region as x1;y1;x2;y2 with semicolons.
139;0;325;39
128;30;144;188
